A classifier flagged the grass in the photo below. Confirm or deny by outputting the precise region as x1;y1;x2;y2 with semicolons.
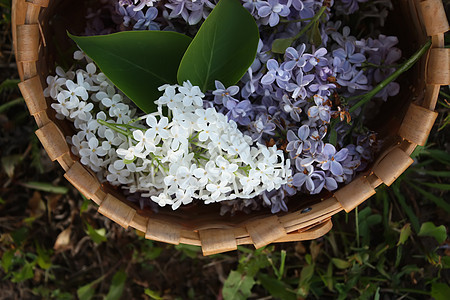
0;3;449;299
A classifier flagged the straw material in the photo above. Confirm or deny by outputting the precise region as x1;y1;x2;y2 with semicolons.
427;48;450;85
146;219;182;245
334;177;376;213
246;216;287;249
18;76;47;115
35;121;69;161
64;162;104;205
398;103;438;146
12;0;448;255
199;229;237;256
98;194;137;229
373;148;414;186
275;219;332;242
420;0;450;36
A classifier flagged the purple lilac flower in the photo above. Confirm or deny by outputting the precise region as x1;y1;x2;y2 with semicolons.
317;144;349;176
250;114;276;142
251;39;271;73
307;95;331;123
256;0;290;27
287;71;315;99
280;95;303;122
303;48;329;72
212;80;239;106
292;165;317;192
286;125;311;157
133;7;159;30
133;0;157;12
226;99;253;126
262;189;288;213
333;41;366;72
261;59;291;88
336;0;369;15
283;45;306;71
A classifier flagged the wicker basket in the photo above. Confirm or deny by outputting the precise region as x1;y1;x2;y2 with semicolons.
12;0;449;255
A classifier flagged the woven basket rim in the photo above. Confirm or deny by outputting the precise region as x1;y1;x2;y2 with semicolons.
12;0;449;255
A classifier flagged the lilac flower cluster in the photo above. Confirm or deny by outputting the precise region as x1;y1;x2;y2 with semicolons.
56;0;403;215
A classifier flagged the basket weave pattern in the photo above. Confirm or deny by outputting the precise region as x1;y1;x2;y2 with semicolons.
12;0;449;255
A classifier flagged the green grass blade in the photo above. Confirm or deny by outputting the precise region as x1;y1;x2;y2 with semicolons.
406;181;450;213
392;183;420;233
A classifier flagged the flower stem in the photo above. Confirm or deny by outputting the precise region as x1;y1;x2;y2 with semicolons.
97;119;131;137
293;6;327;41
279;17;314;24
349;39;432;113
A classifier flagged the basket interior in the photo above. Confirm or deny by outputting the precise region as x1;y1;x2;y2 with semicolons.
34;0;429;230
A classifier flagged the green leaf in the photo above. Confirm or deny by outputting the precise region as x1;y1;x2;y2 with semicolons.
105;271;127;300
271;38;294;54
308;21;322;47
431;283;450;300
77;282;96;300
69;31;192;113
177;0;259;91
297;263;315;297
35;243;52;270
22;181;68;194
258;273;296;300
223;270;255;300
331;258;351;269
417;222;447;244
11;261;34;283
144;288;163;300
12;227;29;247
174;244;200;259
84;222;107;244
397;223;412;246
1;249;15;273
2;154;22;178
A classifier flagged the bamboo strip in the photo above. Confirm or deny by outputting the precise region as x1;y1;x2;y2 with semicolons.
146;219;181;245
246;216;286;249
16;24;39;62
18;76;47;115
27;0;49;7
426;48;450;85
33;110;50;127
25;2;40;24
334;176;376;213
179;230;201;246
22;61;37;80
98;194;136;229
275;219;333;243
398;103;438;146
367;174;383;189
129;214;148;233
35;122;69;161
56;152;75;172
279;197;342;228
373;148;414;186
199;229;237;256
284;207;341;233
422;84;441;110
420;0;450;36
64;161;103;204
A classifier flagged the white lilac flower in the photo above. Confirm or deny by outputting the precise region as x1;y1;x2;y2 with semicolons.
46;55;291;211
